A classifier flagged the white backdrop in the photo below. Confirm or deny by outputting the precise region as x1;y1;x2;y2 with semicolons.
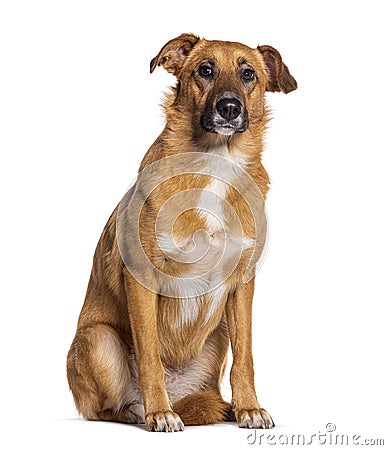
1;1;387;449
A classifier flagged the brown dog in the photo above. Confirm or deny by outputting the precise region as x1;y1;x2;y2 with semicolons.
67;33;297;432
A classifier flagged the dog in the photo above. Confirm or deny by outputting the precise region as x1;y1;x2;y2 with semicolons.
67;33;297;432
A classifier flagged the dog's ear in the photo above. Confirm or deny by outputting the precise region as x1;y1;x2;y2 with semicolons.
258;45;297;93
150;33;200;76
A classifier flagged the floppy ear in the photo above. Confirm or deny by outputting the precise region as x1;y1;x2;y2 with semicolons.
258;45;297;93
150;33;200;75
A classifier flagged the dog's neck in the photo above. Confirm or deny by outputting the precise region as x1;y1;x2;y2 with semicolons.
139;107;270;198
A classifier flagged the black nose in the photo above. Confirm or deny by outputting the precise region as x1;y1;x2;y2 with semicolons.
216;97;242;121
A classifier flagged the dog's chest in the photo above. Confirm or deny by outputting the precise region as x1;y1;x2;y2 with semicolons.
157;144;255;328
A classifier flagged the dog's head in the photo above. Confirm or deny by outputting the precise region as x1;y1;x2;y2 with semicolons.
150;34;297;136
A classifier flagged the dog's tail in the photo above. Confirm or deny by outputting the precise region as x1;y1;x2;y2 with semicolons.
173;391;235;426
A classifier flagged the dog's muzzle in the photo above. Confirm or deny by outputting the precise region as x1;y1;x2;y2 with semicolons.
200;96;248;135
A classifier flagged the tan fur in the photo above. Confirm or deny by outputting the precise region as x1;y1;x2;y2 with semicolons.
67;33;297;432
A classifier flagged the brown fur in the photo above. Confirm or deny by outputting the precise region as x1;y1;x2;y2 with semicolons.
67;33;297;432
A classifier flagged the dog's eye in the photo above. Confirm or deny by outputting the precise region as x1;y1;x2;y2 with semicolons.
241;68;255;82
198;65;213;78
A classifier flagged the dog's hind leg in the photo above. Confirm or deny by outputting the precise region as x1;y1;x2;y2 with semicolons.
67;324;141;423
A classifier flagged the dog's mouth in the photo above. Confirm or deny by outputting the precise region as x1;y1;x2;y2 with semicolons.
200;96;248;135
215;123;241;136
200;113;248;135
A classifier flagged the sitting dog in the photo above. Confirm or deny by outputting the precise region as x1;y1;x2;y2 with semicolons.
67;33;297;432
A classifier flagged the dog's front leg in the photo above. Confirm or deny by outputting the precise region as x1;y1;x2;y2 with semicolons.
226;279;274;429
124;272;184;432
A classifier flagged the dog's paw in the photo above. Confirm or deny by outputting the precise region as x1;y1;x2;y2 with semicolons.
236;408;274;429
145;410;184;432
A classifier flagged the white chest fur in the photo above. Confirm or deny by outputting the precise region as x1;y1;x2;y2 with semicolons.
164;141;256;328
117;139;265;327
196;141;249;233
